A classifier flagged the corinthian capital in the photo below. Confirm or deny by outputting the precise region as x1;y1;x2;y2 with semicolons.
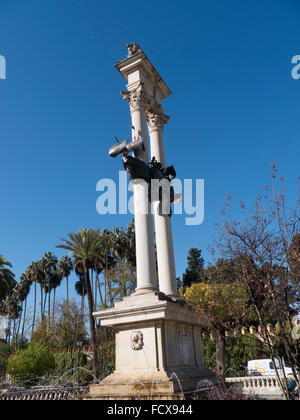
121;83;149;111
146;108;170;132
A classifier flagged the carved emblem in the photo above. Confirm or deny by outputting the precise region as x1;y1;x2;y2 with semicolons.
130;330;144;350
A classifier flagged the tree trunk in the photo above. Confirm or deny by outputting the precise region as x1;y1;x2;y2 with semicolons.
21;297;27;340
66;276;69;306
81;290;84;316
83;262;98;380
104;255;108;307
94;273;98;311
297;369;300;401
16;305;22;345
43;290;47;319
32;282;36;337
48;277;51;324
216;329;226;377
6;316;11;344
255;336;265;359
52;288;56;324
40;285;43;319
12;319;16;345
90;269;94;308
97;272;104;308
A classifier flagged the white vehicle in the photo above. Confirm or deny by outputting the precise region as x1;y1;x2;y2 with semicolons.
247;359;294;377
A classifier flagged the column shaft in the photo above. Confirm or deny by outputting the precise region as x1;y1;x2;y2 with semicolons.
147;112;177;297
123;85;158;292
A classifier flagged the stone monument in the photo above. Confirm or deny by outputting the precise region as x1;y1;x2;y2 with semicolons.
90;44;214;399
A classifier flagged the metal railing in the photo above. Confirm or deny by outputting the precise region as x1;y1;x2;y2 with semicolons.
0;386;89;401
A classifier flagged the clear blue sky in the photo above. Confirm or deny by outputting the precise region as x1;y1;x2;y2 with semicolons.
0;0;299;305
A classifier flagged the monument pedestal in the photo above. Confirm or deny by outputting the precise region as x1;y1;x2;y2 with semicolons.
90;291;214;400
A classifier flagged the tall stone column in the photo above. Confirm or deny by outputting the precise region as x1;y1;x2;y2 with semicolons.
122;83;158;292
91;44;215;400
147;108;178;297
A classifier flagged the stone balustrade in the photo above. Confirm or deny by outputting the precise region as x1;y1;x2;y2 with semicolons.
203;324;276;345
226;376;284;399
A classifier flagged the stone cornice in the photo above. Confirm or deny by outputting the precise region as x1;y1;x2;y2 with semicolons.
115;47;172;100
93;296;210;328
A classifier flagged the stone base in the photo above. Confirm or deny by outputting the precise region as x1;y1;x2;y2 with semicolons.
88;377;213;400
90;291;215;400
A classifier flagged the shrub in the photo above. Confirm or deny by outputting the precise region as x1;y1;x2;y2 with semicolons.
0;342;11;355
7;342;55;386
97;341;115;380
31;320;57;350
198;377;256;400
0;359;7;379
53;351;92;385
202;334;264;377
0;342;11;379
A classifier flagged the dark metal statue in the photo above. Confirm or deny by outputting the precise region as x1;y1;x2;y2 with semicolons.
109;138;176;211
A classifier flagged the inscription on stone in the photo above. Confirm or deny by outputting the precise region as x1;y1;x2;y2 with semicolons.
179;330;191;365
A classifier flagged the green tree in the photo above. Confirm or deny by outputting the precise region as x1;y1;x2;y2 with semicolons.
58;255;73;306
184;282;250;376
57;228;103;379
18;273;31;342
182;248;206;288
202;334;263;377
213;167;300;399
40;252;58;323
75;273;86;316
108;261;136;301
0;254;15;302
7;342;55;386
31;319;57;350
26;261;44;336
54;300;86;370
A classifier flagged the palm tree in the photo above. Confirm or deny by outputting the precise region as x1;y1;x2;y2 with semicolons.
58;255;73;306
13;273;31;344
109;223;136;302
112;227;127;262
26;261;43;335
50;270;63;323
125;220;136;268
0;254;16;302
93;257;104;309
40;252;58;322
18;273;31;341
31;260;47;320
3;298;22;345
57;228;102;379
75;273;87;315
100;229;115;307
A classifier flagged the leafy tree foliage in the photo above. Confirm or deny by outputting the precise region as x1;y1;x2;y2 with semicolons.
182;248;206;287
7;342;55;386
31;301;87;352
184;281;250;376
202;334;266;377
0;255;15;302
